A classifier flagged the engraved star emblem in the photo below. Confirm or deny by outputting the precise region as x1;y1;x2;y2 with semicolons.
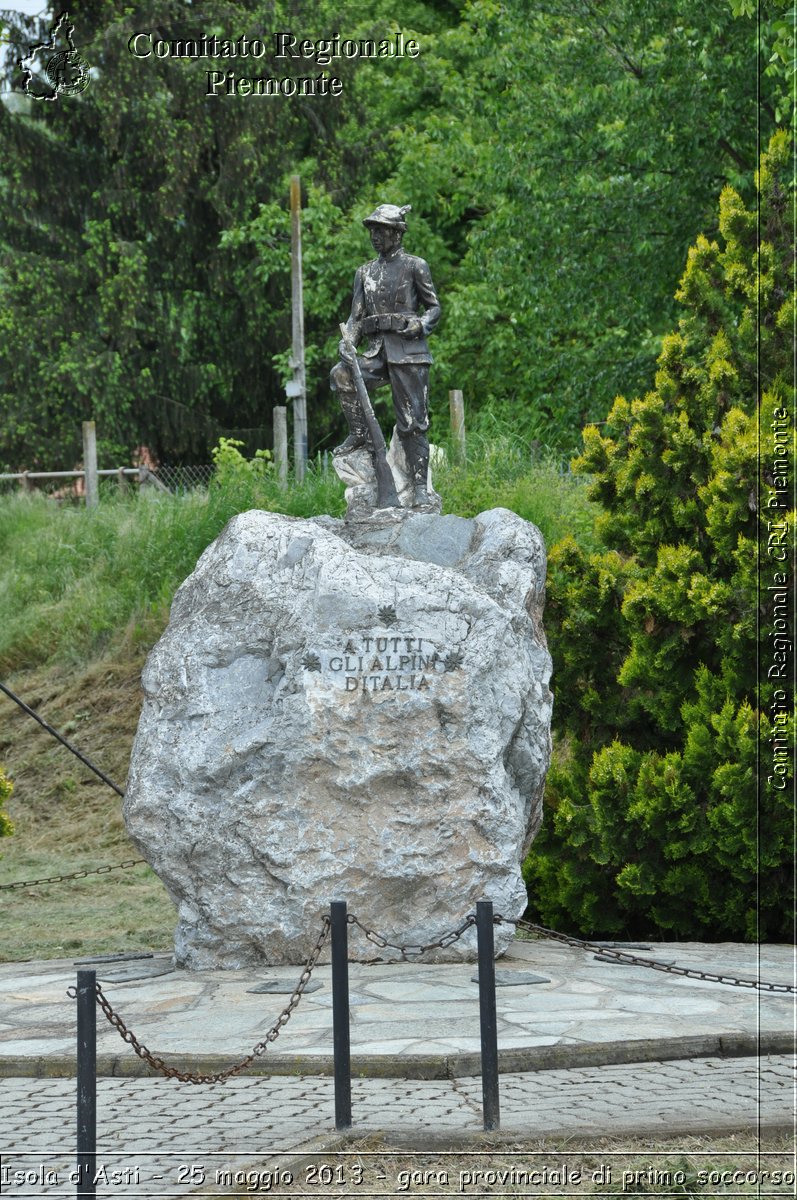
301;652;322;672
444;650;465;672
377;605;398;626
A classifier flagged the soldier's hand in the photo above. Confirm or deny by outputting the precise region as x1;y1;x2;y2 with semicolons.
339;338;355;364
402;317;424;338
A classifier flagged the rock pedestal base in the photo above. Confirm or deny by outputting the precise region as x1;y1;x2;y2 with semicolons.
332;426;442;519
123;508;553;967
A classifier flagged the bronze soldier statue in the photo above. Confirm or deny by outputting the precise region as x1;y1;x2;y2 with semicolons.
331;203;441;507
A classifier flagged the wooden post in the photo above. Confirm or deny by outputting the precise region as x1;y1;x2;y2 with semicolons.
82;422;98;509
21;470;33;494
449;390;466;463
273;406;288;488
116;467;128;494
290;175;307;482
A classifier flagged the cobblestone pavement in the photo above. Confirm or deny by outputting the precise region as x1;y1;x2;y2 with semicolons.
2;940;793;1069
2;1056;794;1196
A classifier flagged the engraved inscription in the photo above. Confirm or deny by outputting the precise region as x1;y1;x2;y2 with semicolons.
302;633;463;695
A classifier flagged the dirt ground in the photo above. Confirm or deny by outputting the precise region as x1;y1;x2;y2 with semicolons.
228;1131;796;1198
0;654;176;960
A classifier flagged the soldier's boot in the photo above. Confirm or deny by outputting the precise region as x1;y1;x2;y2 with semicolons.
333;386;370;454
402;433;431;507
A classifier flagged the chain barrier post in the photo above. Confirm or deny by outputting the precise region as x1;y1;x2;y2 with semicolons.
330;900;352;1130
76;969;97;1197
476;900;500;1131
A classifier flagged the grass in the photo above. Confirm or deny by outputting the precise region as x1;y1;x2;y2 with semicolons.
235;1132;795;1198
0;466;346;675
438;432;601;552
0;655;175;960
1;450;788;1181
0;438;600;676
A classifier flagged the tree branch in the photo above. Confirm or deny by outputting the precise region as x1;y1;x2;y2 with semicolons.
718;138;751;172
581;0;645;79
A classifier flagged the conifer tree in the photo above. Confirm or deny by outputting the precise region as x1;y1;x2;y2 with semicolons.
526;132;794;940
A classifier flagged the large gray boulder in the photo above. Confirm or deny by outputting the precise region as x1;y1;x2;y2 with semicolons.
124;508;553;966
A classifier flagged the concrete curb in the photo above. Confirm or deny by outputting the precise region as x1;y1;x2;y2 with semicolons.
1;1030;792;1079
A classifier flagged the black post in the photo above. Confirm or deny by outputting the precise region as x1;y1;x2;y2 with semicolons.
330;900;352;1130
476;900;500;1131
76;969;97;1197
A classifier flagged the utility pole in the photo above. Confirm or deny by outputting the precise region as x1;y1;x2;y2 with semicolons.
288;175;307;482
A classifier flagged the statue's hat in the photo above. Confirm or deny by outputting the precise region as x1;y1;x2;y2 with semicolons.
363;203;412;231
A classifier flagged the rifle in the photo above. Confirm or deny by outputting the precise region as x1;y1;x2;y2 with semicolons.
339;323;401;508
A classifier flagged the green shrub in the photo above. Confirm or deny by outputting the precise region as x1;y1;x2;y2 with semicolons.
526;132;794;941
211;436;274;483
0;767;13;839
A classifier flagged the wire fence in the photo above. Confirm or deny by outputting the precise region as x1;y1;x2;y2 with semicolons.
76;906;797;1097
153;464;215;492
0;464;217;498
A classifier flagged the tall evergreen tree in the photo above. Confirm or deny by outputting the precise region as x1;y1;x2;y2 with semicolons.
526;133;794;940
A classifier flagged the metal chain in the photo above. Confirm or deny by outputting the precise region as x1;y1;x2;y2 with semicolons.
499;916;796;994
0;679;125;796
0;858;146;891
346;912;477;960
76;916;331;1084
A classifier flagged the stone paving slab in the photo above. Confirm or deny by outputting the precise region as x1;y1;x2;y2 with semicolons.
1;940;793;1078
2;1057;794;1197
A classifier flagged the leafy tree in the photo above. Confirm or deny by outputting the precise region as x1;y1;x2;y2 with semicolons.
728;0;796;131
0;0;454;469
525;132;794;940
425;0;774;447
0;0;778;468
